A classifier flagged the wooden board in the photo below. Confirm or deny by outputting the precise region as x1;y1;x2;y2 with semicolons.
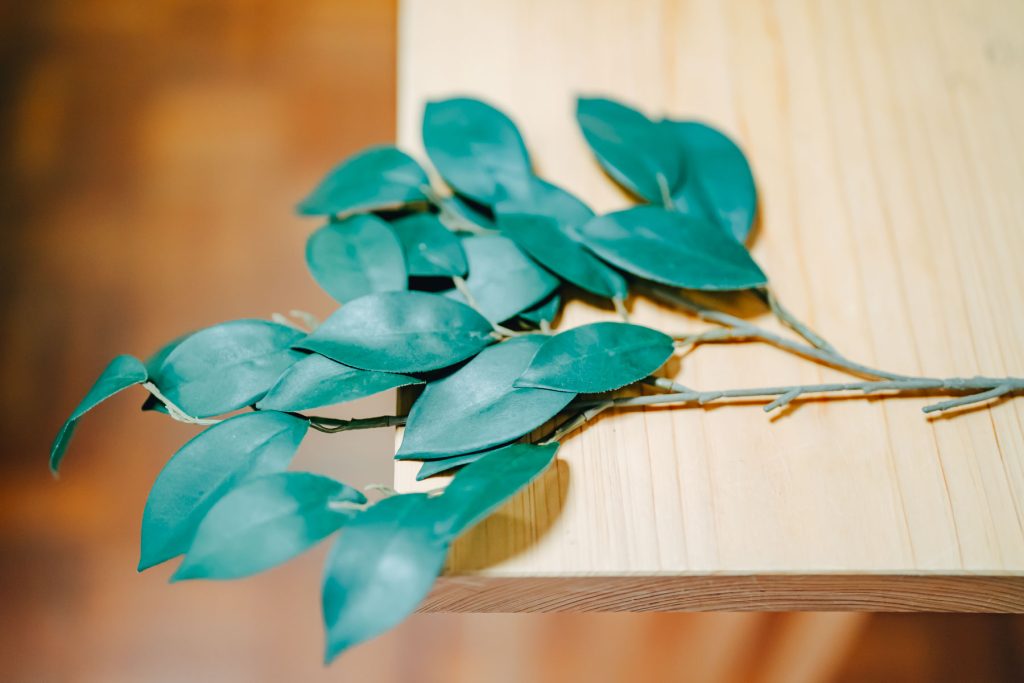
394;0;1024;611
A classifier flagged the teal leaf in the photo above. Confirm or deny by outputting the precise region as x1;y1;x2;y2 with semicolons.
438;195;496;232
517;322;674;393
447;235;559;323
576;97;684;204
306;216;407;303
154;320;306;418
50;355;148;474
390;213;467;277
322;493;448;663
423;98;532;205
430;442;559;539
497;177;594;233
518;292;562;326
141;339;183;414
299;291;494;373
397;335;575;460
172;472;365;581
576;206;767;290
139;411;308;570
665;121;757;243
414;452;487;481
257;353;421;412
297;146;429;217
497;212;627;299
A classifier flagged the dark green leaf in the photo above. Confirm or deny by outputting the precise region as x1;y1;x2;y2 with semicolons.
438;195;496;232
497;177;594;233
172;472;365;581
306;216;407;303
139;411;308;570
576;206;767;290
322;493;447;663
257;353;421;412
397;335;575;460
423;98;532;205
497;212;626;299
431;442;558;539
518;292;562;326
390;213;467;277
446;235;559;323
154;320;306;417
50;355;148;474
665;121;757;243
298;146;429;217
576;97;684;203
517;322;674;393
299;291;494;373
414;452;487;481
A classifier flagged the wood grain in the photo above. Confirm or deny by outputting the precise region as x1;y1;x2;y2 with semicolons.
394;0;1024;610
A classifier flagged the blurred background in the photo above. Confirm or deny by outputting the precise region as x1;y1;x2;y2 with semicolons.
0;1;1021;681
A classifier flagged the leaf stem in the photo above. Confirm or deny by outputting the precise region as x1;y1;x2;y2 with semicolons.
539;400;615;444
451;276;525;337
762;288;838;354
573;376;1024;414
307;414;407;434
142;382;221;426
642;285;913;381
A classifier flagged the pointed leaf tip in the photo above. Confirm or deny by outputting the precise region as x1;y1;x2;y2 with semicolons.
50;354;148;475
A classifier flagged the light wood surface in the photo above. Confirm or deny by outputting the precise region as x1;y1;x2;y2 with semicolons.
394;0;1024;611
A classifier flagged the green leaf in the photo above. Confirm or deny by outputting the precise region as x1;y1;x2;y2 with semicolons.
172;472;365;581
322;493;448;663
306;216;407;303
139;411;308;570
665;121;757;243
576;206;767;290
431;442;559;539
438;195;496;232
299;291;494;373
397;335;575;460
518;292;562;326
297;145;429;217
517;322;674;393
153;320;306;418
390;213;467;277
497;177;595;233
497;211;627;299
576;97;684;203
50;355;148;474
423;98;532;205
446;235;559;323
256;353;421;412
414;452;487;481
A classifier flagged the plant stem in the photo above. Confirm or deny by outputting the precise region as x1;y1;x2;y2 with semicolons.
539;400;615;444
642;285;913;381
573;376;1024;414
452;276;524;337
142;382;221;426
308;414;407;434
762;288;837;354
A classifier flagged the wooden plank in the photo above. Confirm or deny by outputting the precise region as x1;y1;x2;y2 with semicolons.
395;0;1024;610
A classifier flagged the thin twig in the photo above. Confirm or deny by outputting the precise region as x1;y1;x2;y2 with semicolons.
573;376;1024;414
452;276;524;337
763;288;837;354
643;285;914;381
308;415;407;433
613;296;631;323
142;382;221;426
538;400;615;444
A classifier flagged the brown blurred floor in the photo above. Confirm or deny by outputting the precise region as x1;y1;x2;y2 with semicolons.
0;1;1021;681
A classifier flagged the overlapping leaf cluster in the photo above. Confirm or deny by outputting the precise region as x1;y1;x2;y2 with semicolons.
50;96;763;661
